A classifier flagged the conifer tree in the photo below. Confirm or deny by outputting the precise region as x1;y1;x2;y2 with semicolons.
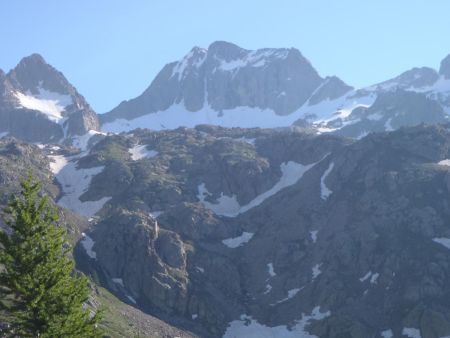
0;176;103;337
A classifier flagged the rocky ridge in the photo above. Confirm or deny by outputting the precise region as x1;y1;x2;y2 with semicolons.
0;54;100;145
100;42;450;141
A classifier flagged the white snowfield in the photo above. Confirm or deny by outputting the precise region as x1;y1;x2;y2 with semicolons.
14;87;73;123
126;295;137;304
49;155;111;217
217;49;289;72
433;237;450;249
267;263;276;277
310;230;318;243
112;278;124;287
381;329;393;338
312;264;322;280
264;263;276;294
222;306;330;338
129;144;158;161
197;161;316;217
149;211;163;219
0;132;9;138
402;327;422;338
320;162;334;200
102;93;375;134
71;130;105;151
80;233;96;259
222;232;254;248
271;287;304;306
438;159;450;166
171;48;207;81
359;271;379;284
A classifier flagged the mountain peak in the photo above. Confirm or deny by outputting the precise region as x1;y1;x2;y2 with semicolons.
440;54;450;79
207;41;246;60
208;40;244;51
7;53;67;94
19;53;47;65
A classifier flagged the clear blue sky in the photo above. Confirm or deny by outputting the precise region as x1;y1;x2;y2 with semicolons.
1;0;449;113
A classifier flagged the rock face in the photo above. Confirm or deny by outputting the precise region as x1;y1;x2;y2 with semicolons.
326;90;449;138
374;67;440;91
0;54;99;144
101;41;352;125
0;138;55;206
308;76;353;105
65;124;450;337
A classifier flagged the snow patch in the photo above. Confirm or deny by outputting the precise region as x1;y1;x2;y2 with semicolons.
402;327;421;338
359;271;379;284
370;273;379;284
237;137;256;145
217;49;289;73
198;183;240;217
310;230;318;243
223;306;330;338
126;295;137;304
267;263;276;277
171;48;207;80
381;329;393;338
359;271;372;282
112;278;124;287
385;118;394;131
366;112;383;121
356;130;369;140
101;93;376;134
264;263;276;294
129;144;158;161
433;237;450;249
192;314;198;320
222;232;254;248
320;162;334;200
0;132;9;138
198;161;316;217
81;233;96;259
50;155;111;217
72;130;105;151
272;288;304;305
149;211;163;219
48;154;68;174
438;159;450;166
312;264;322;280
14;88;72;123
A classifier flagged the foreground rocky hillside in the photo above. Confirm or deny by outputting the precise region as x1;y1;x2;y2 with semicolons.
32;123;450;338
0;137;197;338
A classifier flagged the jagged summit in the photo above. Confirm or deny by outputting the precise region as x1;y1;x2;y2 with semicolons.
101;40;348;128
0;54;100;144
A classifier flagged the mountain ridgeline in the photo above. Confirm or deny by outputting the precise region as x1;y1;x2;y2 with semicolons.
1;41;450;143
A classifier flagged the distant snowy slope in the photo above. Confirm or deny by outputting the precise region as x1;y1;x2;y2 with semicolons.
101;43;450;138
